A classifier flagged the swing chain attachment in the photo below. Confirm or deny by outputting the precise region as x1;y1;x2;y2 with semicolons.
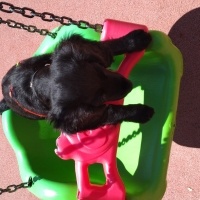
0;177;33;195
0;2;103;33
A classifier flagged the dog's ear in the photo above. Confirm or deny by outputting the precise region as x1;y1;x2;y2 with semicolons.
0;98;10;115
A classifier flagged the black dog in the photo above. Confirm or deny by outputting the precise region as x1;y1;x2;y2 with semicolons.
0;30;154;134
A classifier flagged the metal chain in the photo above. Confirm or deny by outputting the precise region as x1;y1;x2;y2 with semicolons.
118;130;141;147
0;177;33;195
0;1;103;34
0;17;57;38
0;1;103;193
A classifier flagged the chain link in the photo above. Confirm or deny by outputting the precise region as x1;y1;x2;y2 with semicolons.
0;1;103;33
0;177;33;195
0;1;103;194
0;17;57;38
118;130;141;147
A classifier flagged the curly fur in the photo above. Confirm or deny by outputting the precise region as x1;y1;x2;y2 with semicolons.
0;30;154;134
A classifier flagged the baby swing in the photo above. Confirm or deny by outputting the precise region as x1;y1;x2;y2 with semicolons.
1;2;183;200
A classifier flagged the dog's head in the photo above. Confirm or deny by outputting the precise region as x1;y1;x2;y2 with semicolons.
51;35;133;107
51;62;133;107
65;64;133;106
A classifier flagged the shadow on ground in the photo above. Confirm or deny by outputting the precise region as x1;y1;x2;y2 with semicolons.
169;7;200;148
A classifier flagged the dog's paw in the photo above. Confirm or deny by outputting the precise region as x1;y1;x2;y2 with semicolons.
130;104;154;123
125;30;152;52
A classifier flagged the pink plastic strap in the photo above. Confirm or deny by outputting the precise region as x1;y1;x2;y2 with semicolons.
55;19;148;200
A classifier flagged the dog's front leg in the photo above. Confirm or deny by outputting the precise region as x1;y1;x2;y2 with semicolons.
102;30;152;55
48;104;154;134
105;104;154;124
48;105;108;134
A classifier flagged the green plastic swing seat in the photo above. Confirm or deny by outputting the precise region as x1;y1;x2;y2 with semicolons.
2;23;183;200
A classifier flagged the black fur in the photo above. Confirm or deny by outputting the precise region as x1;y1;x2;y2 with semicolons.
0;30;154;134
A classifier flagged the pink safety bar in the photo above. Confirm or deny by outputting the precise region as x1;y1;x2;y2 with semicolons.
55;19;148;200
